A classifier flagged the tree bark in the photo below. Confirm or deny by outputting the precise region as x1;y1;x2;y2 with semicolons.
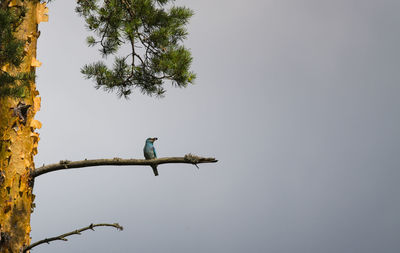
0;1;47;252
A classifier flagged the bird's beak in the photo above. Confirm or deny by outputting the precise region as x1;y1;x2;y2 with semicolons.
153;137;158;142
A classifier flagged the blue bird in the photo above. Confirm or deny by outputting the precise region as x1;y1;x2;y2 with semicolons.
143;137;158;176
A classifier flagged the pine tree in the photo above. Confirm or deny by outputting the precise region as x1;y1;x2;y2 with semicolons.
0;1;215;252
77;0;196;97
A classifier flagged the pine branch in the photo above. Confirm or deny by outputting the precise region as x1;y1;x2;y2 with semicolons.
22;223;123;252
32;154;218;178
76;0;195;97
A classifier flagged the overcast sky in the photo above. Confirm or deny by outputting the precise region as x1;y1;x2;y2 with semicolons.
31;0;400;252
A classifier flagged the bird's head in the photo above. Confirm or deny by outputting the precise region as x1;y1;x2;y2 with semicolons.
146;137;158;143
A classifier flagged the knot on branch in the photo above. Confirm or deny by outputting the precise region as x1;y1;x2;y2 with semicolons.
60;160;71;168
184;153;200;163
184;153;201;169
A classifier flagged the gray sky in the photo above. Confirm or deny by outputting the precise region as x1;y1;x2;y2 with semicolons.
32;0;400;252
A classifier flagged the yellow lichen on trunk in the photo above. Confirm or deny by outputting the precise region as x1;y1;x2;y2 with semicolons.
0;1;47;252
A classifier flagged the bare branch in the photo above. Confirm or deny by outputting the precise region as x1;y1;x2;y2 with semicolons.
32;154;218;178
23;223;123;252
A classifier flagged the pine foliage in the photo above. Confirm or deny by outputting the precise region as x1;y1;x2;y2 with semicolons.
0;5;35;98
76;0;196;97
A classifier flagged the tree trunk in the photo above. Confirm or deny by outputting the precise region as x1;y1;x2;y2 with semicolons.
0;1;47;252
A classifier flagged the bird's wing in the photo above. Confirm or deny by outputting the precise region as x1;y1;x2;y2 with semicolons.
144;144;153;159
152;146;157;158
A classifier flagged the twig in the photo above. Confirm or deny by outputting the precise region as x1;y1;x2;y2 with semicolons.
32;154;218;178
23;223;123;252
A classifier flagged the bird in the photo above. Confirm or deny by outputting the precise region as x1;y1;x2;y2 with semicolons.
143;137;158;176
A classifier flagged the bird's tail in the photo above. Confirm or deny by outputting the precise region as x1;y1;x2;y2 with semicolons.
152;165;159;176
